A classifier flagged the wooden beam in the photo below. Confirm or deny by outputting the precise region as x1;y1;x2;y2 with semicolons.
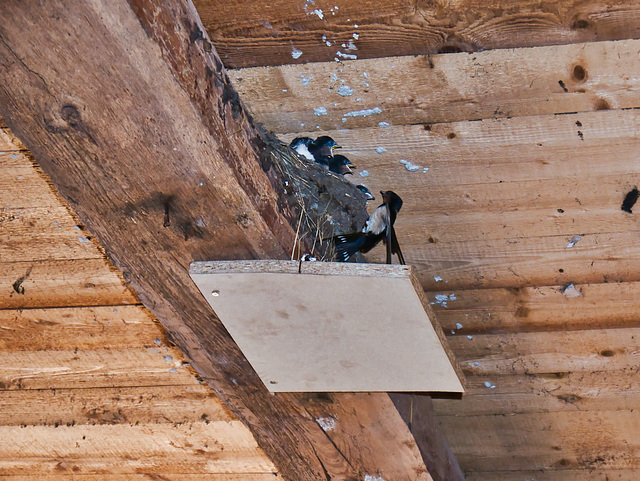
0;1;442;479
194;0;640;68
390;394;466;481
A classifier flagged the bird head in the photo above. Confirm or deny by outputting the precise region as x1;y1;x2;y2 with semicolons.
329;154;355;175
380;190;403;212
356;184;375;201
314;136;341;157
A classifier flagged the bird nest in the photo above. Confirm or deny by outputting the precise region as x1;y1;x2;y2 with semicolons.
256;127;369;262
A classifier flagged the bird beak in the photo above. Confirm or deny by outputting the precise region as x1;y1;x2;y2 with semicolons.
332;144;341;151
347;161;356;168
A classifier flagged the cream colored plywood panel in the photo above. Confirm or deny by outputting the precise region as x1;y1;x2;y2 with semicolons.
190;260;464;393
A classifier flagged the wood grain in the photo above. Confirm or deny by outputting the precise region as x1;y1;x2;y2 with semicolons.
0;348;200;390
0;120;278;477
465;470;640;481
0;127;25;150
230;39;640;131
0;422;276;475
390;393;465;481
429;281;640;334
440;410;640;471
0;259;138;309
450;370;640;397
301;392;433;481
0;305;165;351
449;327;640;375
0;151;106;262
194;0;640;68
0;385;234;426
0;476;278;481
433;387;640;417
0;205;105;262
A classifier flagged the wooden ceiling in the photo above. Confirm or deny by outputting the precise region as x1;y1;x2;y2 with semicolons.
195;0;640;479
2;0;640;480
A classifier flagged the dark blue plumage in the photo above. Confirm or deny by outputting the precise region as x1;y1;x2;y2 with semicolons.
333;190;405;264
290;136;340;162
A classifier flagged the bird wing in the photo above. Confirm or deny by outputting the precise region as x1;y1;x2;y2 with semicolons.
390;227;406;265
333;232;385;261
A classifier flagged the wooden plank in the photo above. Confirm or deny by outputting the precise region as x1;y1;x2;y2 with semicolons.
433;388;640;417
0;385;234;426
0;152;70;209
195;0;640;68
464;470;640;481
429;281;640;334
231;39;640;131
0;205;105;262
434;386;640;417
0;126;25;151
0;347;200;390
0;476;278;481
0;476;279;481
278;110;640;193
301;392;433;481
0;151;106;262
439;410;640;471
279;108;640;185
0;259;138;310
451;370;640;397
369;229;640;291
448;327;640;375
0;2;436;479
0;305;163;351
390;393;465;481
0;422;276;475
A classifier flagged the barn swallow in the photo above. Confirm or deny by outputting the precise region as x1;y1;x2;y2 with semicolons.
356;184;375;201
290;136;340;161
333;190;405;264
327;154;355;175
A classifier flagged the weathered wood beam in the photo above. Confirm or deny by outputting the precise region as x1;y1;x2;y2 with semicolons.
0;1;446;480
194;0;640;68
390;394;466;481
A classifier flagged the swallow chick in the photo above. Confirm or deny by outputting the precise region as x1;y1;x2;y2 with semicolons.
356;184;375;201
333;190;405;264
290;136;340;162
327;154;355;175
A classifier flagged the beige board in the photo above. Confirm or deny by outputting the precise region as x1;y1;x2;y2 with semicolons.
190;260;464;393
